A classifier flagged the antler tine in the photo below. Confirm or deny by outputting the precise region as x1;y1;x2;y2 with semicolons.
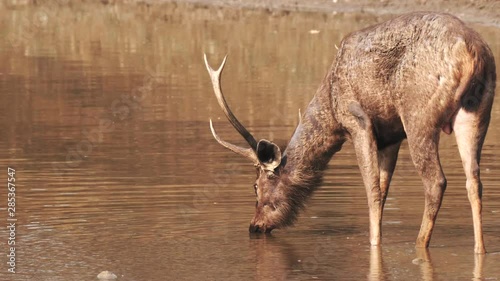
204;53;258;150
209;119;258;163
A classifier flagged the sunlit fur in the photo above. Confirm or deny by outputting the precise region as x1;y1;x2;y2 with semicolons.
209;12;495;253
252;166;325;231
279;167;324;226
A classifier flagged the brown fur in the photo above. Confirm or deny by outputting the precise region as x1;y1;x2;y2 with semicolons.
207;12;496;253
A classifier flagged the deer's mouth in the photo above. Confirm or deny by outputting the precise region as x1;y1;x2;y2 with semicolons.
249;223;274;233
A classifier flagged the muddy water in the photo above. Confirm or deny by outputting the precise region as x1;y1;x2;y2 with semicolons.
0;3;499;281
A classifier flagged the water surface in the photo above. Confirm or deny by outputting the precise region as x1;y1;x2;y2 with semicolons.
0;3;499;281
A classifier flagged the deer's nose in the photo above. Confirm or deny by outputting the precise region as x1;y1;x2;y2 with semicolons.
249;223;274;233
249;223;261;233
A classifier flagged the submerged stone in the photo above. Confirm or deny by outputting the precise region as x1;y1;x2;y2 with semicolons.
97;271;117;280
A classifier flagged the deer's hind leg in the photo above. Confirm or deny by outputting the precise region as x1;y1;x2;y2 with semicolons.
378;141;402;212
405;127;447;249
453;101;492;254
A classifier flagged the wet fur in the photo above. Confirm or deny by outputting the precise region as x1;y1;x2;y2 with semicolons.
218;12;496;252
279;13;495;252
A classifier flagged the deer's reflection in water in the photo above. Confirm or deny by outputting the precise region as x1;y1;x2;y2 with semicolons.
415;248;435;281
415;248;485;281
249;235;298;281
368;246;385;281
368;246;486;281
249;235;487;280
473;254;485;281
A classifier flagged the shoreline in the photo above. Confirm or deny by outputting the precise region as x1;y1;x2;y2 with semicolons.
2;1;498;27
129;0;499;27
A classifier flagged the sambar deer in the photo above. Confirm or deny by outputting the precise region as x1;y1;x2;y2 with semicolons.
205;12;496;253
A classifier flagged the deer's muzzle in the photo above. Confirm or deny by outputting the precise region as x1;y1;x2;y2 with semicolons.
249;223;274;233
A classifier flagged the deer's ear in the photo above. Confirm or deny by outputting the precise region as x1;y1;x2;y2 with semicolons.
256;139;282;171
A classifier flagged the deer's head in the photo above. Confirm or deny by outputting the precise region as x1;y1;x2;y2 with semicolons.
205;54;300;233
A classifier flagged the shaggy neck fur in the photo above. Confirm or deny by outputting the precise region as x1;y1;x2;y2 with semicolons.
279;74;346;224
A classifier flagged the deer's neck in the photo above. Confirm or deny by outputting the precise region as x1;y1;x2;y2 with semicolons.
282;79;346;191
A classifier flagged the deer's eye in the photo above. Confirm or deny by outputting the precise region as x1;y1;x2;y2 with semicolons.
253;184;258;195
263;202;277;211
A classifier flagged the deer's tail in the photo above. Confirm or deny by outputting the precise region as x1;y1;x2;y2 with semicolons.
459;32;496;113
442;33;495;135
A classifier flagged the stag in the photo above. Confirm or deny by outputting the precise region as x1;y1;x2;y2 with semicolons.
205;12;496;253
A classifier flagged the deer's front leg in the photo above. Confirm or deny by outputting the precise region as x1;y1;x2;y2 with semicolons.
348;103;381;246
352;129;382;246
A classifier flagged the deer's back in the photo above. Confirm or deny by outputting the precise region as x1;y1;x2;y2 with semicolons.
332;12;495;144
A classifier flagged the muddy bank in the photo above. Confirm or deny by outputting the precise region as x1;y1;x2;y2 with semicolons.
120;0;498;26
2;0;499;26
